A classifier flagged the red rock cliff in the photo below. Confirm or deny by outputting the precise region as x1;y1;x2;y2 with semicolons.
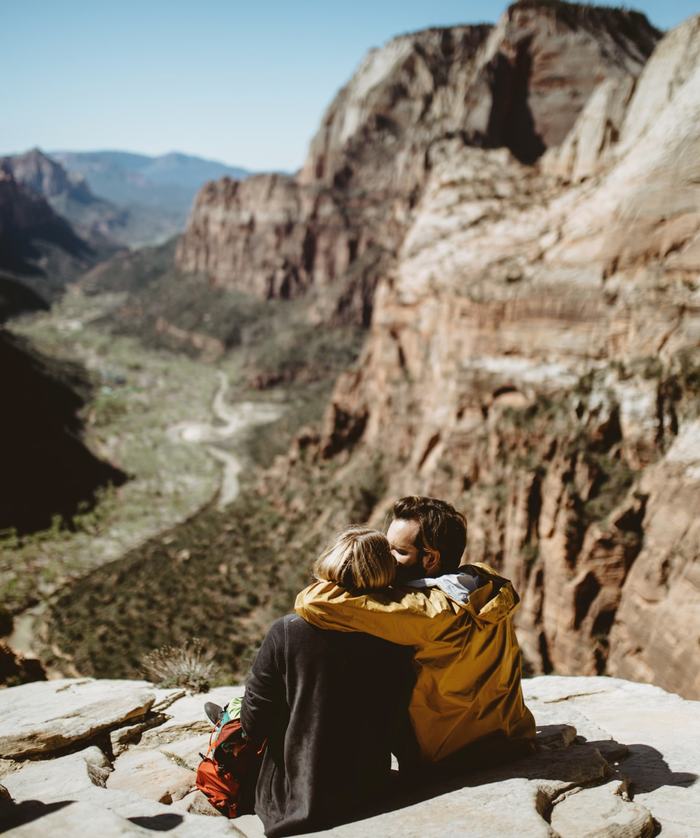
186;4;700;698
176;2;658;324
314;12;700;698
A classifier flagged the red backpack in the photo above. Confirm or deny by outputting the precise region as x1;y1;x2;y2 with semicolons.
196;712;265;818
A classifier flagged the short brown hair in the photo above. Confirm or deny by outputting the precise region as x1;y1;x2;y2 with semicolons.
313;526;395;592
391;496;467;573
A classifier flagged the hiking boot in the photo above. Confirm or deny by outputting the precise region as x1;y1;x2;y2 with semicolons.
204;701;224;725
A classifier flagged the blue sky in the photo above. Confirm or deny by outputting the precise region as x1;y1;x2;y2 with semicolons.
2;1;697;172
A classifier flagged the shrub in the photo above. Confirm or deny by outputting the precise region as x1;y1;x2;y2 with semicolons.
141;637;217;693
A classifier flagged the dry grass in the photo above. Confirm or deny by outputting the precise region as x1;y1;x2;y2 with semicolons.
141;637;218;693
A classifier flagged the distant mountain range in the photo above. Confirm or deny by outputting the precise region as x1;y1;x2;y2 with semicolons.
0;147;251;310
2;148;251;252
52;150;249;200
51;150;250;245
3;149;127;250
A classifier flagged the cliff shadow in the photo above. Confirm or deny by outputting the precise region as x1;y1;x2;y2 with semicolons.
0;329;128;535
0;799;186;832
587;740;698;795
485;35;546;165
0;798;72;830
0;274;50;322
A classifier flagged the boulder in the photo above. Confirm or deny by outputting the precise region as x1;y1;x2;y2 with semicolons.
2;746;112;800
1;746;238;836
551;782;655;838
524;676;700;838
0;679;155;758
107;688;185;756
107;749;195;804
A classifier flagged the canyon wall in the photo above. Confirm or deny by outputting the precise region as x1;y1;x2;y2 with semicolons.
175;3;699;697
176;2;658;324
314;12;700;697
0;330;128;536
0;165;92;285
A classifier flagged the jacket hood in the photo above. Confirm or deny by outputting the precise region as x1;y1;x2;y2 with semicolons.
402;562;520;623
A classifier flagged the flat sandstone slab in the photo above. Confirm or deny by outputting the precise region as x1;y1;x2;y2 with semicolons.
107;749;195;804
0;678;155;758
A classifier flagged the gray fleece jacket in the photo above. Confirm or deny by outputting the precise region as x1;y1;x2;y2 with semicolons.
241;614;413;837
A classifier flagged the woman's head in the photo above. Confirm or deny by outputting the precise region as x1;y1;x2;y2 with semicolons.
313;526;395;592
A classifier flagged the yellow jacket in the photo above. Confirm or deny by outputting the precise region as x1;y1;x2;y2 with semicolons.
294;562;535;763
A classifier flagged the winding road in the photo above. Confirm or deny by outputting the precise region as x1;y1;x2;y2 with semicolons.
168;371;282;508
8;372;282;661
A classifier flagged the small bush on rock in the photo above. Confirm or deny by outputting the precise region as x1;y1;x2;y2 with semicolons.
141;637;217;693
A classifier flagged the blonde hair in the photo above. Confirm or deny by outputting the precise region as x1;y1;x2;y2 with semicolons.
313;526;395;592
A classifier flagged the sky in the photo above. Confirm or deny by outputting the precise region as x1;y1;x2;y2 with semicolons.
2;1;697;172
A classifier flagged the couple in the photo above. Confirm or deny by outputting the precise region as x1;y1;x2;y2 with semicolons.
239;496;535;836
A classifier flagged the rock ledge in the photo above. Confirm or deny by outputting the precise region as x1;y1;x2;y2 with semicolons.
1;676;698;836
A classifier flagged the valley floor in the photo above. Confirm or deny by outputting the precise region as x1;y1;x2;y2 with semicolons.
1;287;283;668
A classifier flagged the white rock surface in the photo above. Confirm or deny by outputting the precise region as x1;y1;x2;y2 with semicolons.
0;679;155;758
524;676;700;838
2;800;155;837
107;749;195;804
1;747;242;836
550;782;654;838
138;686;244;746
1;676;698;837
316;778;552;838
155;732;213;771
2;746;111;800
171;789;223;817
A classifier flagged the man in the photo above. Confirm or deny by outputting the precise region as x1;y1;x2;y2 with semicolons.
295;496;536;766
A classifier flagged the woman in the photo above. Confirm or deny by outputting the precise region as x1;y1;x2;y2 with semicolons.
240;526;414;837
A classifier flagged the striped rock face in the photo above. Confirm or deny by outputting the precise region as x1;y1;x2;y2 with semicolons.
311;14;700;698
176;5;659;325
